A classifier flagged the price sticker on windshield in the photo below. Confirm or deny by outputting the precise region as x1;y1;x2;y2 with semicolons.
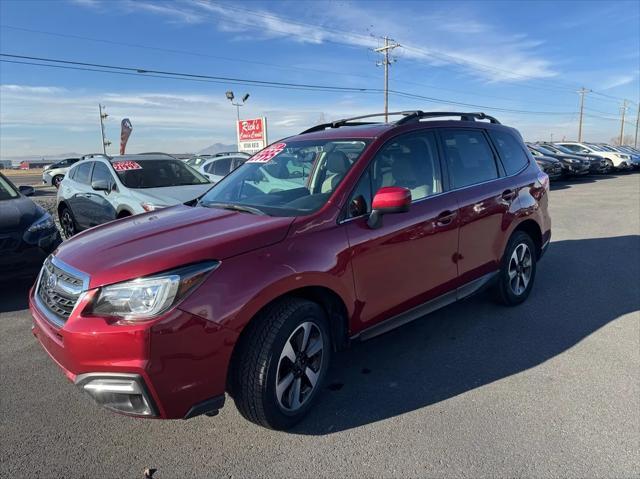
112;161;143;171
247;143;286;163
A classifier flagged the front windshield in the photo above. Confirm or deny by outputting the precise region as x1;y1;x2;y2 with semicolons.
113;159;210;188
0;175;19;200
586;143;604;152
186;156;211;168
199;139;368;216
532;145;556;156
550;144;575;155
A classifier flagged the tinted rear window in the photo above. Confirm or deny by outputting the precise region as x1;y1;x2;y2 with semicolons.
442;130;498;188
113;159;209;188
490;130;529;175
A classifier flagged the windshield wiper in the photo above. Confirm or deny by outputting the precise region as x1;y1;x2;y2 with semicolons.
201;202;267;216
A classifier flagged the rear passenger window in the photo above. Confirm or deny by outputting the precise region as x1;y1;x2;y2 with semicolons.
441;130;498;188
371;131;443;202
490;130;528;175
74;162;93;185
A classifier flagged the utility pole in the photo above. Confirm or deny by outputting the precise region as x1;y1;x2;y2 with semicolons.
619;99;629;146
374;36;400;122
634;102;639;148
98;104;111;154
577;87;591;142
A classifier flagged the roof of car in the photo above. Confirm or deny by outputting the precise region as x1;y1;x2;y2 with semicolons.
108;154;178;162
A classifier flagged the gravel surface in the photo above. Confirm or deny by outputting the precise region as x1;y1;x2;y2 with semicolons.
1;172;639;478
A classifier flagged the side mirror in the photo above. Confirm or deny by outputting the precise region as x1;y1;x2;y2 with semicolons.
367;186;411;229
18;185;34;197
91;179;110;192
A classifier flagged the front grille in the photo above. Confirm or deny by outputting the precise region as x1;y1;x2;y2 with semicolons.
36;256;88;326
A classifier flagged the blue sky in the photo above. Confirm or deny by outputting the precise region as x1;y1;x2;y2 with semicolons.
0;0;638;158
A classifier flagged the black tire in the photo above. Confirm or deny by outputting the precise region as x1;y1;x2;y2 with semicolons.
229;298;331;430
494;230;537;306
59;206;78;239
52;175;64;188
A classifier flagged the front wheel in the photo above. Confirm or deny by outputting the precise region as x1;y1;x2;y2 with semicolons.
59;206;78;239
230;298;331;430
494;231;537;306
52;175;64;188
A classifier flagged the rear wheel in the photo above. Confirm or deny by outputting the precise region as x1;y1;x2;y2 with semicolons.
230;298;331;430
494;231;537;306
59;206;77;239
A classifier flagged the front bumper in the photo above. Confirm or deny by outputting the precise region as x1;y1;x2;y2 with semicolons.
30;289;237;419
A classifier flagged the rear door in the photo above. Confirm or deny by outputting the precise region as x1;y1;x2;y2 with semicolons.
345;130;460;332
440;128;527;286
85;161;118;226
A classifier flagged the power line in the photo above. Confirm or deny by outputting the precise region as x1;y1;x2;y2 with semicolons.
0;53;371;92
0;53;582;117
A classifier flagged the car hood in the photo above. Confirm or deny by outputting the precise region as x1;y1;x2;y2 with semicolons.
130;184;213;206
0;195;42;233
535;156;560;164
55;204;294;288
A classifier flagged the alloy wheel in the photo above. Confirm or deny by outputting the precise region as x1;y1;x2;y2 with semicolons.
275;321;324;412
61;209;75;238
508;243;532;296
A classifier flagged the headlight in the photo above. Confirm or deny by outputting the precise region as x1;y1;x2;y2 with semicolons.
27;212;55;233
90;261;219;321
141;202;166;212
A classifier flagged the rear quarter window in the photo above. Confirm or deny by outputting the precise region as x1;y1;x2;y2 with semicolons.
489;130;529;175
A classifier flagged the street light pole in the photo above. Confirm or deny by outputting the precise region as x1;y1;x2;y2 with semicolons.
226;91;250;122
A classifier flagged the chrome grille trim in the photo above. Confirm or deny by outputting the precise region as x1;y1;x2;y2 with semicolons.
35;256;90;328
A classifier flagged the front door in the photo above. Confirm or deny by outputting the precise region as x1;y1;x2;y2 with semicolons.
345;130;460;333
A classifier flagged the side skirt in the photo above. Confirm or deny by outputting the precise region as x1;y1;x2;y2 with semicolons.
354;271;498;341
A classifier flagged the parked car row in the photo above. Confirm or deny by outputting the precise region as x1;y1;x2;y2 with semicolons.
184;151;251;183
526;142;640;180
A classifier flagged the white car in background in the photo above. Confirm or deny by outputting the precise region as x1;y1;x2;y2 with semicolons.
556;142;632;170
57;154;212;238
42;157;80;188
199;154;250;183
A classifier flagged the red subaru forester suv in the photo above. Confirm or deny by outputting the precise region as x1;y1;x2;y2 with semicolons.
30;111;550;430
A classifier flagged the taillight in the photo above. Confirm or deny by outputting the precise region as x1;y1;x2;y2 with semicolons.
537;171;550;192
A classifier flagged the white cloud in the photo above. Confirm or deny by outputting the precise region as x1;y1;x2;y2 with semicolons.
600;74;636;90
72;0;558;83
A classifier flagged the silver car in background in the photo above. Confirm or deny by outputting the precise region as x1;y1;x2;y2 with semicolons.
56;154;212;238
42;157;80;188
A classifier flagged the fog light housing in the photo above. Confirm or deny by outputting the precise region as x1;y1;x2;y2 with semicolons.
75;373;157;417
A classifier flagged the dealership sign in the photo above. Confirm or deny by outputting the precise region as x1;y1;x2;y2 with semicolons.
237;117;268;154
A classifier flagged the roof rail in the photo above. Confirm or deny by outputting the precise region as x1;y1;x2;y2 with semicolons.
395;111;501;125
136;152;176;157
300;111;419;134
300;110;500;134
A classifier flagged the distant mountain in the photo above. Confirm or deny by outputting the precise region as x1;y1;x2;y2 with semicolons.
197;143;237;155
0;153;84;166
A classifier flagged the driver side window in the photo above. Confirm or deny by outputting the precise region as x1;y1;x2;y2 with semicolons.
347;131;442;218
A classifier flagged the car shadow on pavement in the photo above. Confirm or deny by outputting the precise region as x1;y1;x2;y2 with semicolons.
294;235;640;435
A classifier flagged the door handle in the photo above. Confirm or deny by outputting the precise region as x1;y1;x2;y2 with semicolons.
435;210;457;226
501;189;517;201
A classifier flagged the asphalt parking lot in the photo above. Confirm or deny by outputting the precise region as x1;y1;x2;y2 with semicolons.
1;173;638;478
